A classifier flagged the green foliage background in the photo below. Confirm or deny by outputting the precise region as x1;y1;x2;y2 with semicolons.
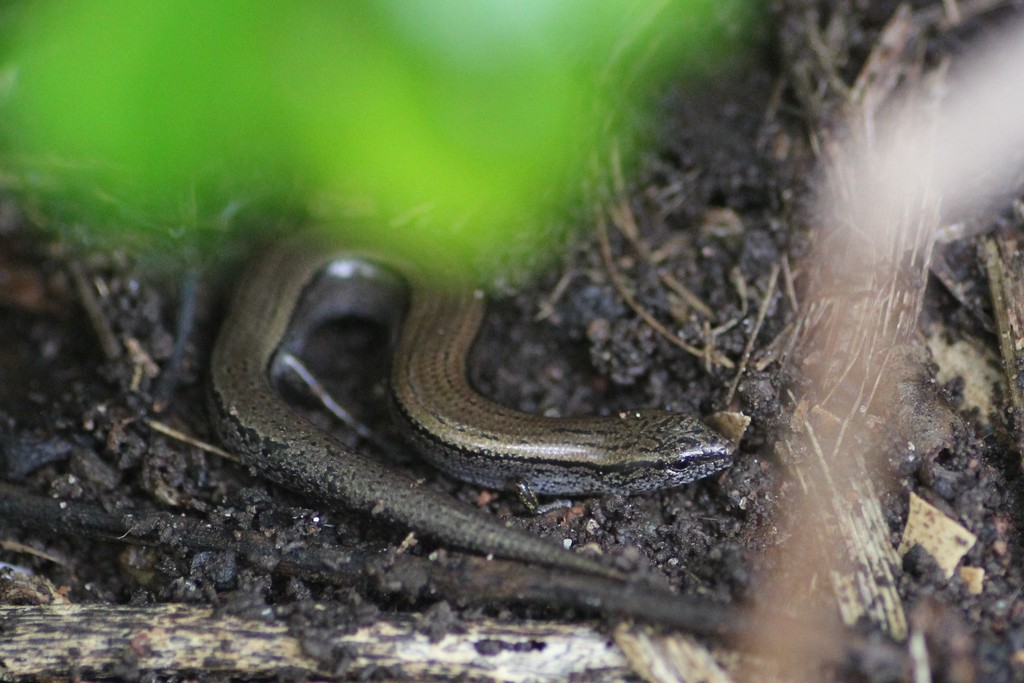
2;1;755;273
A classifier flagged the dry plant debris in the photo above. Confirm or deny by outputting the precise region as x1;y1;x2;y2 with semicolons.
898;492;978;580
983;228;1024;456
614;624;733;683
0;604;632;681
925;332;1002;427
3;1;1024;681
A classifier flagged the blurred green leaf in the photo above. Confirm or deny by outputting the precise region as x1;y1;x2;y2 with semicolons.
3;0;758;271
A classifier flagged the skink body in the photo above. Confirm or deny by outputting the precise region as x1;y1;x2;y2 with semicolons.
209;235;732;578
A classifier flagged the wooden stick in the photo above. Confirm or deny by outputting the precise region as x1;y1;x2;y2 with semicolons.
0;604;631;681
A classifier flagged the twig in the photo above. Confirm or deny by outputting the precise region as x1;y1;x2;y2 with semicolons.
0;539;63;565
146;419;237;462
0;482;766;641
597;214;733;369
0;481;365;585
276;352;393;453
67;260;121;360
781;253;799;315
535;269;583;322
153;268;199;410
0;604;632;681
982;229;1024;456
726;264;779;405
615;624;733;683
0;481;905;674
918;0;1011;30
609;199;715;319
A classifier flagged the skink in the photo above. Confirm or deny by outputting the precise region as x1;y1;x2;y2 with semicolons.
209;235;732;579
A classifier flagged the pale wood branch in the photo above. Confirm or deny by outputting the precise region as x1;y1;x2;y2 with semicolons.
0;604;632;681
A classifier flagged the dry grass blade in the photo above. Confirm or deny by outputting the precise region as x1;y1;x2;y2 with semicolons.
759;3;1024;677
67;259;122;361
609;199;715;319
725;263;779;405
981;228;1024;458
598;212;734;369
749;3;960;669
146;419;237;462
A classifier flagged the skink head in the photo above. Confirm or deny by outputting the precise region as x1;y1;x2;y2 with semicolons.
613;411;734;491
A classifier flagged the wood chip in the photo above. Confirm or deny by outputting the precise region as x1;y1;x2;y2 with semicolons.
706;411;750;444
926;331;1002;426
897;492;977;579
959;565;984;595
614;623;733;683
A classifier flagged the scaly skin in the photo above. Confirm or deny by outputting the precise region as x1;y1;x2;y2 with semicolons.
209;234;732;580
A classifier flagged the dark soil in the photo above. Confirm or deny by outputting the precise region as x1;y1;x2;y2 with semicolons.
3;2;1024;681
